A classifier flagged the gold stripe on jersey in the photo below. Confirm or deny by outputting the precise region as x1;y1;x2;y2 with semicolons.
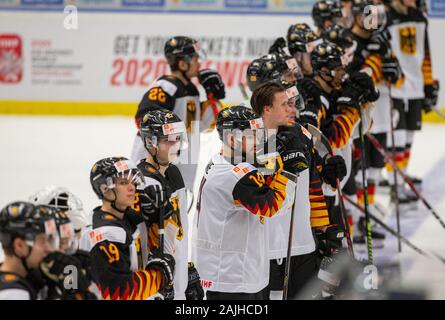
422;53;434;85
364;55;383;84
325;106;359;150
309;179;330;227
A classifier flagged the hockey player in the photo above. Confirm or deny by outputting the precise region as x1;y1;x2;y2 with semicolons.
131;36;226;192
309;42;379;237
345;0;401;241
0;202;92;300
287;23;322;78
133;109;204;300
250;82;346;299
192;104;300;300
386;0;440;203
86;157;175;300
339;0;354;28
312;0;343;36
29;185;89;243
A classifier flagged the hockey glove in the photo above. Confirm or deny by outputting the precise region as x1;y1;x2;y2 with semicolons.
366;31;391;56
423;80;440;113
146;249;175;289
185;262;204;300
140;185;174;224
40;251;92;299
337;81;363;109
382;56;403;84
299;108;319;128
348;71;379;103
198;69;226;100
268;37;287;55
277;130;310;175
321;155;347;188
314;224;345;258
299;77;322;108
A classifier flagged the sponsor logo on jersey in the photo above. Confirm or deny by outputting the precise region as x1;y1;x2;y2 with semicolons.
88;229;104;247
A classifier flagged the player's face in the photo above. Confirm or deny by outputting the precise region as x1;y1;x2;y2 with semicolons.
114;176;137;208
186;56;200;79
287;100;298;126
26;234;53;268
323;18;334;30
264;91;294;127
332;66;347;89
301;53;313;75
282;70;298;84
157;136;182;164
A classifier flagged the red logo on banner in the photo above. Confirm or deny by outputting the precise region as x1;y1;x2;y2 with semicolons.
0;34;23;84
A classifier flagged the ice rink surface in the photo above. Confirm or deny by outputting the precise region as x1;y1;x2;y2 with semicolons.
1;115;445;299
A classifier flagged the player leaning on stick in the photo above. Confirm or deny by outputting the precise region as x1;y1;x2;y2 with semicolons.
132;36;226;192
132;109;204;300
85;157;175;300
192;105;299;300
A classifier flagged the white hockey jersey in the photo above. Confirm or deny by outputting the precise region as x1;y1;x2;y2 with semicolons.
192;153;296;294
387;6;428;99
268;168;315;259
135;162;189;300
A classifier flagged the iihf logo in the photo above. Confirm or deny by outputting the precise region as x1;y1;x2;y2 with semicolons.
0;34;23;84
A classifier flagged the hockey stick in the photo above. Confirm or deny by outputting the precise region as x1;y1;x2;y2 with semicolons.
305;124;354;258
239;83;249;101
357;110;374;264
388;85;402;252
283;172;300;300
343;194;445;266
365;132;445;230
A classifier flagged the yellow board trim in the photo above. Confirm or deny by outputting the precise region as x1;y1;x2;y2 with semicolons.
0;100;444;123
0;101;137;116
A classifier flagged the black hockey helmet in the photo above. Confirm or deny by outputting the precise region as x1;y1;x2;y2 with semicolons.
312;0;342;29
287;23;322;55
216;105;263;142
164;36;201;69
90;157;143;200
322;25;354;49
246;53;299;91
0;201;56;249
140;109;187;150
311;42;345;75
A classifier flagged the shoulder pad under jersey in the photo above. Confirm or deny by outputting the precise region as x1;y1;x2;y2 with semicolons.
150;76;178;97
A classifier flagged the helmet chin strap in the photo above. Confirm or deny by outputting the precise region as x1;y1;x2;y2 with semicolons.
104;190;127;214
13;241;33;273
179;56;192;82
319;70;336;89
